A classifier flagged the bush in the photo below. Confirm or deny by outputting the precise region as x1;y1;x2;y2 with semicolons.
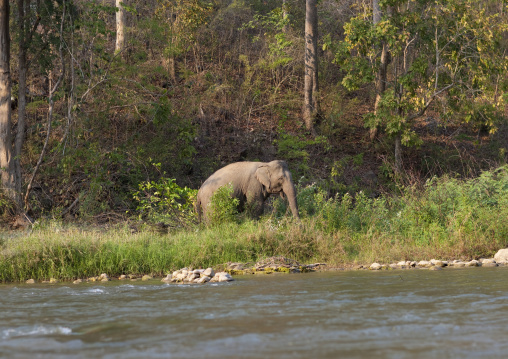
132;178;197;228
207;183;240;226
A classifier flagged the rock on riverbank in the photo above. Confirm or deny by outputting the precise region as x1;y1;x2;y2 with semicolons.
162;267;234;284
365;254;507;271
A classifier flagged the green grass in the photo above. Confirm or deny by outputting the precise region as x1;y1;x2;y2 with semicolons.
1;166;507;283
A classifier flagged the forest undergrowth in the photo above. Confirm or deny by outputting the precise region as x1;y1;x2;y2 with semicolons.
1;165;507;283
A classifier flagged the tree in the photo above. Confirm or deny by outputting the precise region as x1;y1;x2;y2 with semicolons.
0;0;16;206
303;0;319;134
115;0;126;54
371;0;390;141
338;0;508;173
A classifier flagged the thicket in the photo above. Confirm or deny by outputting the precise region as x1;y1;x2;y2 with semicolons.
1;165;506;282
0;0;506;223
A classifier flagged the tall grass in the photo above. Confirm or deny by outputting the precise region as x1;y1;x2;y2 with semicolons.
1;166;507;283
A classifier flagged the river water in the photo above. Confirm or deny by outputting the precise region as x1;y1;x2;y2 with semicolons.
1;267;507;358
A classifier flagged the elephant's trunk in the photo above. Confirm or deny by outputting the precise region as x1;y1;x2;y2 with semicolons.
283;180;300;219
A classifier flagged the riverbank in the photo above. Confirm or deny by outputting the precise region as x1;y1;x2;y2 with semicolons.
1;166;507;284
1;216;507;284
15;251;508;285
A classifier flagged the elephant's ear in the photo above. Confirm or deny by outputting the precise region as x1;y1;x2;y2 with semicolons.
255;166;271;191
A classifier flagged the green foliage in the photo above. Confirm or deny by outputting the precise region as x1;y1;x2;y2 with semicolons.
133;177;197;228
0;194;15;218
242;8;293;68
207;183;240;225
275;131;330;175
156;0;214;57
1;167;507;282
336;0;508;151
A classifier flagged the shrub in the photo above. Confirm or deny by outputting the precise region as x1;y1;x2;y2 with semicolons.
207;183;240;226
132;178;197;228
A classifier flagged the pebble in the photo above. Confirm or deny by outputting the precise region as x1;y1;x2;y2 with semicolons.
73;279;82;284
141;275;152;281
369;263;382;270
26;279;35;284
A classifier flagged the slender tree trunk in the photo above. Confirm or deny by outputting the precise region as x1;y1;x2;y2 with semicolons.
115;0;126;55
15;0;28;204
394;134;402;173
371;0;389;141
0;0;17;205
303;0;319;134
282;0;289;33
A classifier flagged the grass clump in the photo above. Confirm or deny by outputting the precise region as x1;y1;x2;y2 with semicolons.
1;166;507;283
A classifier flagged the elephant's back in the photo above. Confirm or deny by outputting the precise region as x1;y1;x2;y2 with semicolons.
198;162;258;197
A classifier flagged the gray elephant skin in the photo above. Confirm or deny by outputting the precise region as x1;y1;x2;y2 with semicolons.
195;160;299;222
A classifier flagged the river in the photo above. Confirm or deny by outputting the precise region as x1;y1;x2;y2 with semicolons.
1;267;507;358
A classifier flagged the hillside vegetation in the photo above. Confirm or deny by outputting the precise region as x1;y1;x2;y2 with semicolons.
0;0;507;229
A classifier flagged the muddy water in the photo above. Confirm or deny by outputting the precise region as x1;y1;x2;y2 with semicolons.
1;267;508;358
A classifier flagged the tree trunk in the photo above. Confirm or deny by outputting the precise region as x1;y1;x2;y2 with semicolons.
394;134;402;174
303;0;318;134
115;0;126;55
0;0;16;204
282;0;289;33
371;0;389;141
15;0;27;205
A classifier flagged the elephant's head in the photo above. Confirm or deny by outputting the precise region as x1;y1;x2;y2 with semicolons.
255;160;299;218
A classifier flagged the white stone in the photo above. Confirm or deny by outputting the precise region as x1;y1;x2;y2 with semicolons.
428;266;443;271
417;260;432;268
482;262;498;267
175;273;187;281
211;272;234;282
480;258;496;264
431;259;445;267
389;263;398;269
369;263;382;270
451;261;466;267
466;260;480;267
494;248;508;263
203;268;215;277
197;276;211;284
396;261;407;267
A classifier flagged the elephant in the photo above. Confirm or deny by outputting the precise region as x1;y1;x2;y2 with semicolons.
195;160;299;222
